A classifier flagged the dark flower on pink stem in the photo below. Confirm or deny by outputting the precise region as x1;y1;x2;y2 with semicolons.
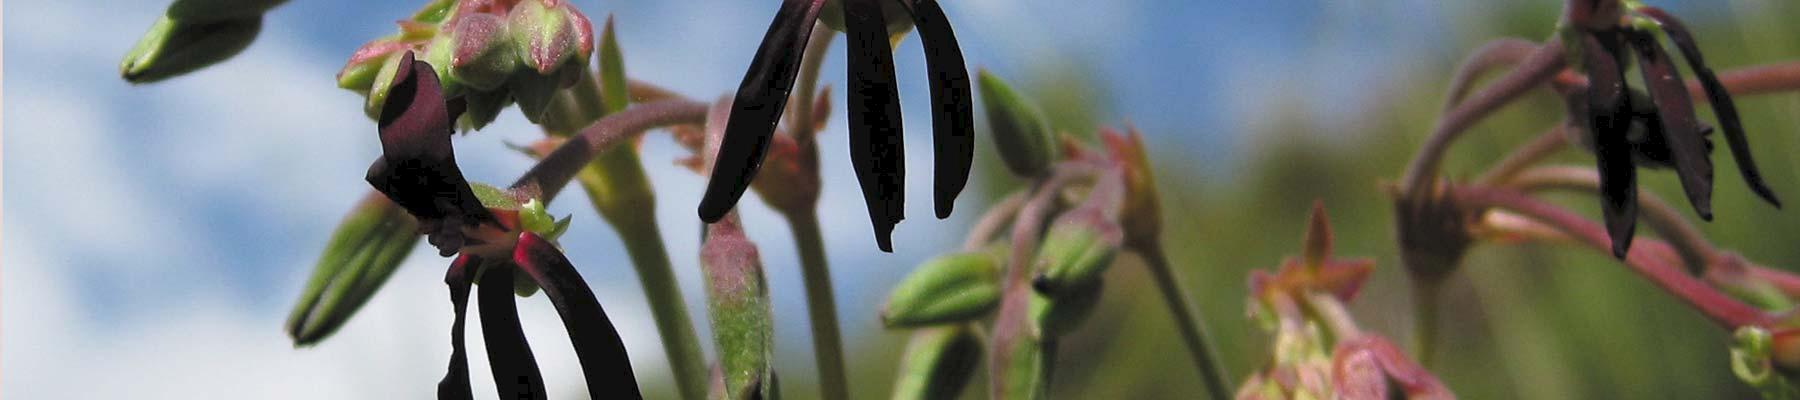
1568;4;1781;258
370;51;642;400
698;0;975;252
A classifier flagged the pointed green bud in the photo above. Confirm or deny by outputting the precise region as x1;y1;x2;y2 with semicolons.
1029;278;1101;338
286;193;422;346
977;70;1055;178
881;250;1003;328
166;0;286;23
1030;209;1124;295
121;16;262;84
507;0;586;75
446;13;517;91
597;14;630;115
702;216;775;400
891;326;984;400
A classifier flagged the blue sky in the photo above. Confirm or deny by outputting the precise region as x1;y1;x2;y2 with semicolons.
0;0;1558;397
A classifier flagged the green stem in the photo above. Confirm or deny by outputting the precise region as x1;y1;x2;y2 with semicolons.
562;66;708;400
1410;277;1441;369
1137;241;1232;400
781;209;852;400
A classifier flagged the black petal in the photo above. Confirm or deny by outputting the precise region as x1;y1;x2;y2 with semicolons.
478;266;547;400
845;0;906;252
1582;31;1639;258
902;0;975;219
1637;7;1782;208
366;51;496;255
1626;28;1714;220
512;233;644;399
438;255;478;400
700;0;828;223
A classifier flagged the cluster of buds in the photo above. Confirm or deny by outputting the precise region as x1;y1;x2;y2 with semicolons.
336;0;595;130
1239;202;1452;400
120;0;284;83
876;70;1176;399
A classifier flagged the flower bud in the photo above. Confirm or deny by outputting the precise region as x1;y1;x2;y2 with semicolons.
977;70;1055;178
1031;208;1124;295
507;0;591;75
509;71;562;124
1029;278;1101;338
891;326;984;400
120;15;262;84
285;193;422;345
446;13;517;91
881;250;1003;328
702;215;775;400
166;0;287;23
459;87;514;131
361;53;410;119
337;39;410;92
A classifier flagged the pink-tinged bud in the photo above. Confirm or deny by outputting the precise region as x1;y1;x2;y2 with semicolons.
445;13;517;91
338;38;411;91
1100;126;1164;247
1331;336;1454;400
506;0;588;75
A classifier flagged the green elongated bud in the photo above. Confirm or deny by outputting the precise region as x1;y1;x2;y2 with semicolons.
285;193;421;346
362;53;410;119
881;250;1003;328
1029;278;1102;338
890;325;984;400
447;13;517;91
167;0;287;23
977;70;1055;178
1030;209;1124;295
121;16;262;84
702;215;775;400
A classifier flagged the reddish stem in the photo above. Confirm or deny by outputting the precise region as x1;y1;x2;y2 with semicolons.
1452;185;1772;328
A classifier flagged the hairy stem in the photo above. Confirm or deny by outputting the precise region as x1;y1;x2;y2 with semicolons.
781;210;851;400
1506;166;1717;272
510;99;709;199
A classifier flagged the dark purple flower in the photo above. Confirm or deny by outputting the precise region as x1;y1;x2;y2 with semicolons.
699;0;975;252
366;51;642;400
1570;6;1782;258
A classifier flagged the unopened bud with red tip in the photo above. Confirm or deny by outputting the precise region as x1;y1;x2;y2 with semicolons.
120;15;262;84
444;13;517;92
507;0;592;75
882;248;1004;328
701;214;776;400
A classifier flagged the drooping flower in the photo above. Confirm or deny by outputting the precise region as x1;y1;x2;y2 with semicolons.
368;51;641;400
699;0;976;252
1565;3;1782;258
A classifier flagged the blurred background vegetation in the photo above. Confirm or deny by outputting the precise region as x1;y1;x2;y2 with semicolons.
800;1;1800;399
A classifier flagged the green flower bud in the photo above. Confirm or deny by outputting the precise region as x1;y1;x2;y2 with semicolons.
891;326;984;400
120;15;262;84
509;70;561;124
881;251;1003;328
446;13;517;91
1029;278;1102;338
285;193;421;346
507;0;584;75
459;87;513;131
362;53;409;119
166;0;287;23
702;216;775;400
977;70;1055;178
1030;210;1124;295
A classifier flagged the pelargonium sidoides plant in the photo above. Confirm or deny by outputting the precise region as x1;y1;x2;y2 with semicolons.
114;0;1800;398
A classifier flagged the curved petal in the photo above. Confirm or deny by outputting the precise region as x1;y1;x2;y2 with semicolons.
512;233;643;399
902;0;975;219
846;0;906;252
365;51;497;256
478;266;547;400
1627;28;1713;220
699;0;828;222
1637;7;1782;208
1581;31;1639;258
437;255;478;400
